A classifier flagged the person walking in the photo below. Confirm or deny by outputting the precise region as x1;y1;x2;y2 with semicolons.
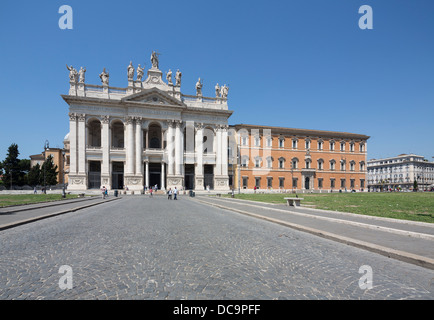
167;188;172;200
149;187;153;198
101;186;106;199
174;187;178;200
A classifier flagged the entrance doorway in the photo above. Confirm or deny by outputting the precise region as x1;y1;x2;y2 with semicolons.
305;177;310;190
204;165;214;190
88;161;101;189
149;163;161;189
112;162;124;189
184;164;195;190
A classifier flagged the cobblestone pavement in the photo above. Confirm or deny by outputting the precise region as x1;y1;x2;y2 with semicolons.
0;195;433;300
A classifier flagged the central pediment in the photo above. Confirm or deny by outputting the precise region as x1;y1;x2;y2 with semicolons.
121;88;185;107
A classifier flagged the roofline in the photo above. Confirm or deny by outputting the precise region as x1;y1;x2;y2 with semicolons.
229;124;370;140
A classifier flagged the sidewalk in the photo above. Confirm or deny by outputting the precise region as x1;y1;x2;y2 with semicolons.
192;195;434;270
0;196;121;231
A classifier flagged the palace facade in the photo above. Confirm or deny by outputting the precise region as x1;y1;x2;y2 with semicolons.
62;52;369;193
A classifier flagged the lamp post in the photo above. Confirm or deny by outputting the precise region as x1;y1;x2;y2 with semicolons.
62;149;66;198
43;140;49;194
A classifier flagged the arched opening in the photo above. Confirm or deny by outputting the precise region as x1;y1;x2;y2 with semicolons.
305;177;310;190
88;119;101;147
111;120;124;148
149;123;162;149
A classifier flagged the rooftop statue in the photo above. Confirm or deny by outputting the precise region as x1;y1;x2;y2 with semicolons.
99;68;109;85
136;64;144;81
175;69;182;86
151;51;159;69
127;61;135;81
78;67;86;84
66;64;78;83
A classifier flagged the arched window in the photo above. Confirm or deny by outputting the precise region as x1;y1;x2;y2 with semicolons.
291;157;299;169
111;120;124;148
148;123;162;149
88;119;101;147
278;157;285;169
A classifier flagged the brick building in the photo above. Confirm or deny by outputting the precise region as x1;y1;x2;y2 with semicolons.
229;124;369;192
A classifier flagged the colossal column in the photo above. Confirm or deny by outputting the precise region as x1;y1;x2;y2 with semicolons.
69;113;78;176
221;125;228;176
125;117;135;175
167;120;175;176
101;115;111;188
195;123;204;190
135;117;143;177
77;114;86;175
215;125;222;176
175;120;182;176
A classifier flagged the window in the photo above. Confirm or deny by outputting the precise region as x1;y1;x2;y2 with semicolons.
292;139;298;149
266;136;272;147
241;136;248;146
291;158;298;169
292;178;298;189
278;158;285;169
330;160;336;171
318;140;323;150
340;160;346;171
242;177;248;189
279;138;284;148
360;179;365;189
254;136;260;147
255;157;261;168
267;177;273;188
318;178;323;189
305;159;311;169
241;156;249;167
279;177;285;188
317;159;324;170
350;142;355;152
350;161;355;171
330;178;335;189
330;141;335;151
305;139;310;150
350;179;355;189
266;157;273;168
360;162;365;171
360;143;365;152
340;142;345;151
341;179;346;189
255;177;261;188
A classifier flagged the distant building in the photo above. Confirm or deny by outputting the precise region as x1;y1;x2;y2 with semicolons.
367;154;434;191
29;147;65;185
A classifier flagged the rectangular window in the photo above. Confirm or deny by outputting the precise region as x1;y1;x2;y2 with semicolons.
279;139;284;148
318;178;323;189
330;178;335;189
292;178;298;189
267;177;273;188
318;141;323;150
341;179;346;189
350;179;355;189
279;177;285;188
242;177;248;189
255;177;261;188
292;140;297;149
360;179;365;189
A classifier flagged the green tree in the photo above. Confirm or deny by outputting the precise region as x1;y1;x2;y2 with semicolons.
1;143;26;189
413;179;418;191
41;155;59;186
27;163;42;187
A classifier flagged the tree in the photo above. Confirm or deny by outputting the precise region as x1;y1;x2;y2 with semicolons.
27;163;42;187
1;143;26;189
41;155;59;186
413;179;418;192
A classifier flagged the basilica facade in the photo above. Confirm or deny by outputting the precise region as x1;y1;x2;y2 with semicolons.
62;52;369;193
63;52;232;193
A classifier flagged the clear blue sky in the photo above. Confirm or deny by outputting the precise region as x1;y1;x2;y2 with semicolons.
0;0;433;162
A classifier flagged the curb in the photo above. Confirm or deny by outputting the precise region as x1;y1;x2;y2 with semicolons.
193;197;434;270
0;197;122;232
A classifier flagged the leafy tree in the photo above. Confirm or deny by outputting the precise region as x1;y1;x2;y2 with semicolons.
41;155;58;186
413;179;418;191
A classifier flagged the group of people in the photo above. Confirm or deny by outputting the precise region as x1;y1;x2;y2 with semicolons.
166;187;178;200
101;186;108;199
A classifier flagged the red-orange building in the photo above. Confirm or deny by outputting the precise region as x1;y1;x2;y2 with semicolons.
229;124;369;192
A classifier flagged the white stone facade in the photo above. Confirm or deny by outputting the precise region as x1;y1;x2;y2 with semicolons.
367;154;434;191
63;54;233;193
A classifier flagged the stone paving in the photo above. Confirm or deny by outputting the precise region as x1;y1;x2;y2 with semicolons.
0;195;433;300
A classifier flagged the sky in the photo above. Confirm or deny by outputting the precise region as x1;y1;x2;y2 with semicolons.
0;0;433;162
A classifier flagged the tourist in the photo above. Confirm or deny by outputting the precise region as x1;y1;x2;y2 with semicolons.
174;187;178;200
101;186;106;199
167;188;172;200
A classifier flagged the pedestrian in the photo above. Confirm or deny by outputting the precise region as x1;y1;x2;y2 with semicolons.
33;187;37;194
101;186;106;199
150;187;153;198
174;187;178;200
167;188;172;200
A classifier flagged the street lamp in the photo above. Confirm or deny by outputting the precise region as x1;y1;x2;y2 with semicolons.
43;140;49;194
